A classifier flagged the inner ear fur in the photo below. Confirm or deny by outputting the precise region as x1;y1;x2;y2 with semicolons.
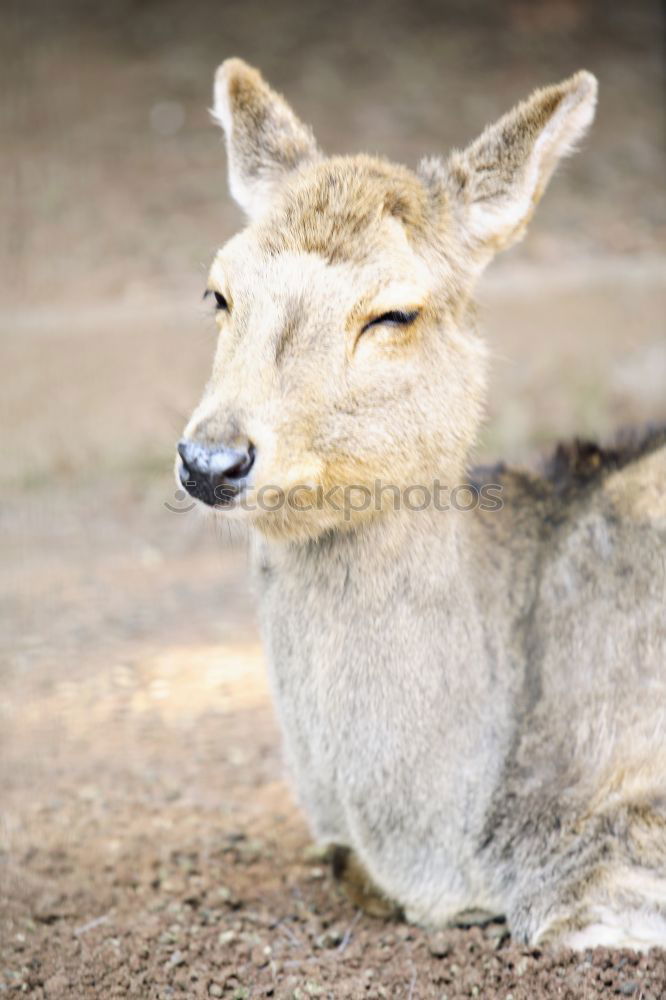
421;71;597;254
212;58;321;219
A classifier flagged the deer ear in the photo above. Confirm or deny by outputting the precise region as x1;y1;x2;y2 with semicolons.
212;59;321;220
422;71;597;258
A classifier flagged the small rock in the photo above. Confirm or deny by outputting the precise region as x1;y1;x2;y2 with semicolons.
485;922;510;949
304;984;325;997
167;950;186;968
238;839;264;863
212;885;233;903
251;945;270;967
427;931;451;958
315;928;343;948
618;984;638;997
218;930;237;947
44;973;69;997
34;895;65;924
208;985;223;998
302;843;330;864
515;957;529;976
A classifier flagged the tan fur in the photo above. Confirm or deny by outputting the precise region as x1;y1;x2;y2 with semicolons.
179;61;666;949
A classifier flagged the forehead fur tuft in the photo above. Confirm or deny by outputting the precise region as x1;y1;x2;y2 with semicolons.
256;155;438;263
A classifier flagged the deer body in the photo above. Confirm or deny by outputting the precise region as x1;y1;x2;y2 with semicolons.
255;510;512;927
178;60;666;948
255;453;666;945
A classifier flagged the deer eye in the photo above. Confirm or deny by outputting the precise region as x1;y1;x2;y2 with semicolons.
203;289;229;312
361;310;419;333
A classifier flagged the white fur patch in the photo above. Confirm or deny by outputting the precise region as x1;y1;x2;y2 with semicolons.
562;905;666;951
467;71;597;248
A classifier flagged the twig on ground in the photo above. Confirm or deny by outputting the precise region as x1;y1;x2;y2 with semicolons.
73;914;110;936
407;964;417;1000
277;918;304;948
337;910;362;954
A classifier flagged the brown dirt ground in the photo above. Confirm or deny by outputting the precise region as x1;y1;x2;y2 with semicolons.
2;1;666;997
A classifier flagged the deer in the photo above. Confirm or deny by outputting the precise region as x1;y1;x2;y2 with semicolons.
176;59;666;949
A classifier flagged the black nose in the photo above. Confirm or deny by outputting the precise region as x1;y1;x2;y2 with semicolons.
177;439;255;507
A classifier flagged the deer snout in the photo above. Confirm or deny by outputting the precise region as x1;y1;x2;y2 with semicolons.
177;439;255;507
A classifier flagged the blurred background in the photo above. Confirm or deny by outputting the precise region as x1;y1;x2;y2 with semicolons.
1;1;665;994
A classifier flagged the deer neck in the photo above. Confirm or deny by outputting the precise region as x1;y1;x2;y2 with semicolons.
256;501;469;613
